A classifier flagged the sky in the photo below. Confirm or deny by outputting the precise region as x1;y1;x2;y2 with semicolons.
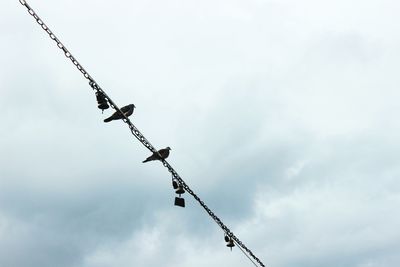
1;0;400;266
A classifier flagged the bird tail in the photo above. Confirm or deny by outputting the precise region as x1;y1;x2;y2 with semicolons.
104;117;113;123
143;154;157;163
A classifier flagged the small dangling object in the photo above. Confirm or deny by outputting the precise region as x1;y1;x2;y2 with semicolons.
172;179;178;190
98;102;109;112
224;235;230;243
226;238;235;250
174;197;185;207
175;184;185;196
95;91;109;112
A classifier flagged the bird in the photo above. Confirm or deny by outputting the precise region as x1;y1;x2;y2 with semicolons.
104;104;135;123
143;147;171;163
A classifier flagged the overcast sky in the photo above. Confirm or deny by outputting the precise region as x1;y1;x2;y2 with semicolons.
1;0;400;266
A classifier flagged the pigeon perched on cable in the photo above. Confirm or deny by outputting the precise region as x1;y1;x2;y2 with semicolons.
104;104;135;123
143;147;171;163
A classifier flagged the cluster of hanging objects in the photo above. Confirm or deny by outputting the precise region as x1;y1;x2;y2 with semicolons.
225;234;235;250
18;1;265;266
96;91;109;112
172;178;186;207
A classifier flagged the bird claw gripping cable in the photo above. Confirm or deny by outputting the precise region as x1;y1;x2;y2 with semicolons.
18;1;266;267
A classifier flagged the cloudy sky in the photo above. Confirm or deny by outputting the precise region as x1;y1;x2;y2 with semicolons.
1;0;400;266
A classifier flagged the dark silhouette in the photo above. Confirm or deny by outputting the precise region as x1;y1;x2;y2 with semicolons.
143;147;171;163
104;104;135;122
96;91;109;112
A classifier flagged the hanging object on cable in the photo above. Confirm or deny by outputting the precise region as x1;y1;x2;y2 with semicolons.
104;104;135;123
89;81;109;113
96;91;109;113
172;179;179;190
225;234;235;250
174;196;185;208
175;184;185;195
173;178;185;208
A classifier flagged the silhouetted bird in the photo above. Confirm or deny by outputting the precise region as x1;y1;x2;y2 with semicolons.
104;104;135;123
143;147;171;163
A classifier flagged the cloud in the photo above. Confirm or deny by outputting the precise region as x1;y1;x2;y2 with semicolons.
1;0;400;266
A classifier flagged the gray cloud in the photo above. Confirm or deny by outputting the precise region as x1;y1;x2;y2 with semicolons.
1;0;400;266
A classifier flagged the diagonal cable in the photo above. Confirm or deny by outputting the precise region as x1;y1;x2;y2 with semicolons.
18;1;266;266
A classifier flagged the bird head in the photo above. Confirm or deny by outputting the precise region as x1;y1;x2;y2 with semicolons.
166;147;171;150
